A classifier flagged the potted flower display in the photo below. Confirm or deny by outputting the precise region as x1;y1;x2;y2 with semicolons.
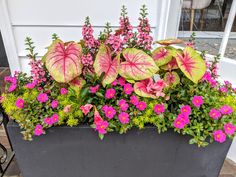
1;5;236;177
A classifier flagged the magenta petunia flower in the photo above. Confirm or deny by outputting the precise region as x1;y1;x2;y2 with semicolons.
90;85;100;93
15;98;24;109
209;108;221;119
111;79;118;86
118;77;126;86
25;80;37;89
154;104;165;115
130;95;139;106
60;88;68;95
224;123;236;135
177;114;190;125
44;117;53;126
136;101;147;111
123;83;134;95
219;87;228;93
34;124;43;136
213;130;226;143
104;106;116;119
118;112;130;124
95;120;109;134
51;114;59;123
180;105;191;116
105;88;116;99
118;99;129;111
51;100;58;109
220;105;233;115
37;93;48;103
8;84;17;92
94;109;103;124
173;118;185;129
80;104;93;115
192;95;204;108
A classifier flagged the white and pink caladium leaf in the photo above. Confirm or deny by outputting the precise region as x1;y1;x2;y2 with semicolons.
164;71;180;86
161;58;179;71
152;47;173;66
44;39;83;83
176;47;206;84
134;79;157;98
94;44;120;86
69;77;86;92
119;48;159;81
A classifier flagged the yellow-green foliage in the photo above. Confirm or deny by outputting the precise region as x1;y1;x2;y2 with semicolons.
223;95;236;111
2;93;18;116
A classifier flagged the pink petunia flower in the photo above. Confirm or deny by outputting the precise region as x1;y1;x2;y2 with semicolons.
136;101;147;111
123;83;133;95
173;118;185;129
209;108;221;119
105;88;116;99
80;104;93;115
60;88;68;95
95;120;109;134
177;114;190;125
130;95;139;106
104;106;116;119
51;100;58;109
154;104;165;115
219;87;228;93
25;80;37;89
118;99;129;111
37;93;48;103
34;124;43;136
51;114;59;123
213;130;226;143
90;85;100;93
224;123;236;135
220;105;233;115
192;95;204;108
180;105;191;116
44;117;53;126
8;84;17;92
118;77;126;86
15;98;24;109
111;79;118;86
118;112;130;124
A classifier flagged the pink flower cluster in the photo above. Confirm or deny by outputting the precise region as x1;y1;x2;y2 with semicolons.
118;112;130;124
4;76;17;92
37;93;49;103
202;71;217;87
118;99;129;111
119;16;134;43
192;96;204;108
123;83;133;95
94;109;109;135
154;104;165;115
105;88;116;99
60;88;68;95
90;85;99;93
209;105;232;120
81;53;93;66
173;105;192;129
106;34;123;52
29;59;47;84
82;19;99;49
220;105;233;115
34;124;43;136
25;80;37;89
43;113;59;126
51;100;58;109
130;95;139;106
213;123;236;143
102;105;116;119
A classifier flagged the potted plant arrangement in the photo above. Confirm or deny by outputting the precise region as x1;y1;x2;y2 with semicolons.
1;5;236;177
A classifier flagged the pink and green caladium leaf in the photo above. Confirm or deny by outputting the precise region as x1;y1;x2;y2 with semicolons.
94;44;120;86
161;58;179;71
176;47;206;84
69;77;86;92
152;47;173;66
164;71;180;86
119;48;159;81
155;38;183;46
44;39;83;83
134;79;157;99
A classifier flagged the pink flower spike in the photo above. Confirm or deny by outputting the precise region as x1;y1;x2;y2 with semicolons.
192;95;204;108
105;88;116;99
118;77;126;86
118;99;129;111
213;130;226;143
209;108;221;120
44;117;53;126
104;106;116;119
34;124;43;136
51;114;59;123
123;83;134;95
224;123;236;135
136;101;147;111
37;93;48;103
15;98;24;109
95;120;109;135
220;105;233;115
90;85;100;93
60;88;68;95
118;112;130;124
180;105;192;116
154;104;165;115
130;95;139;106
80;104;93;115
51;100;58;109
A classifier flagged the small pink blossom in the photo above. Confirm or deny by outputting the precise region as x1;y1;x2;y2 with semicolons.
173;118;185;129
105;88;116;99
80;104;93;115
95;120;109;134
51;114;59;123
177;114;190;124
180;105;192;116
136;101;147;111
213;130;226;143
25;80;37;89
118;77;126;86
118;99;129;111
51;100;58;109
130;95;139;106
209;108;221;119
63;105;72;113
94;109;103;124
192;95;204;108
16;98;24;109
34;124;43;136
118;112;130;124
60;88;68;95
103;106;116;119
123;83;133;95
220;105;233;115
219;87;228;93
44;117;53;126
154;104;165;115
224;123;236;135
8;84;17;92
37;93;48;103
90;85;100;93
111;79;118;86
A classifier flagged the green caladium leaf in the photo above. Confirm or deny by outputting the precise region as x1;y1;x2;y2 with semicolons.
175;47;206;84
152;47;173;66
119;48;159;81
164;71;180;86
44;39;83;83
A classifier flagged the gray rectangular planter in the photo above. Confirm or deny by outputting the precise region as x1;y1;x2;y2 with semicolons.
7;121;232;177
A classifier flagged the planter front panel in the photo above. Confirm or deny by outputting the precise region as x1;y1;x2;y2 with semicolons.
7;122;231;177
